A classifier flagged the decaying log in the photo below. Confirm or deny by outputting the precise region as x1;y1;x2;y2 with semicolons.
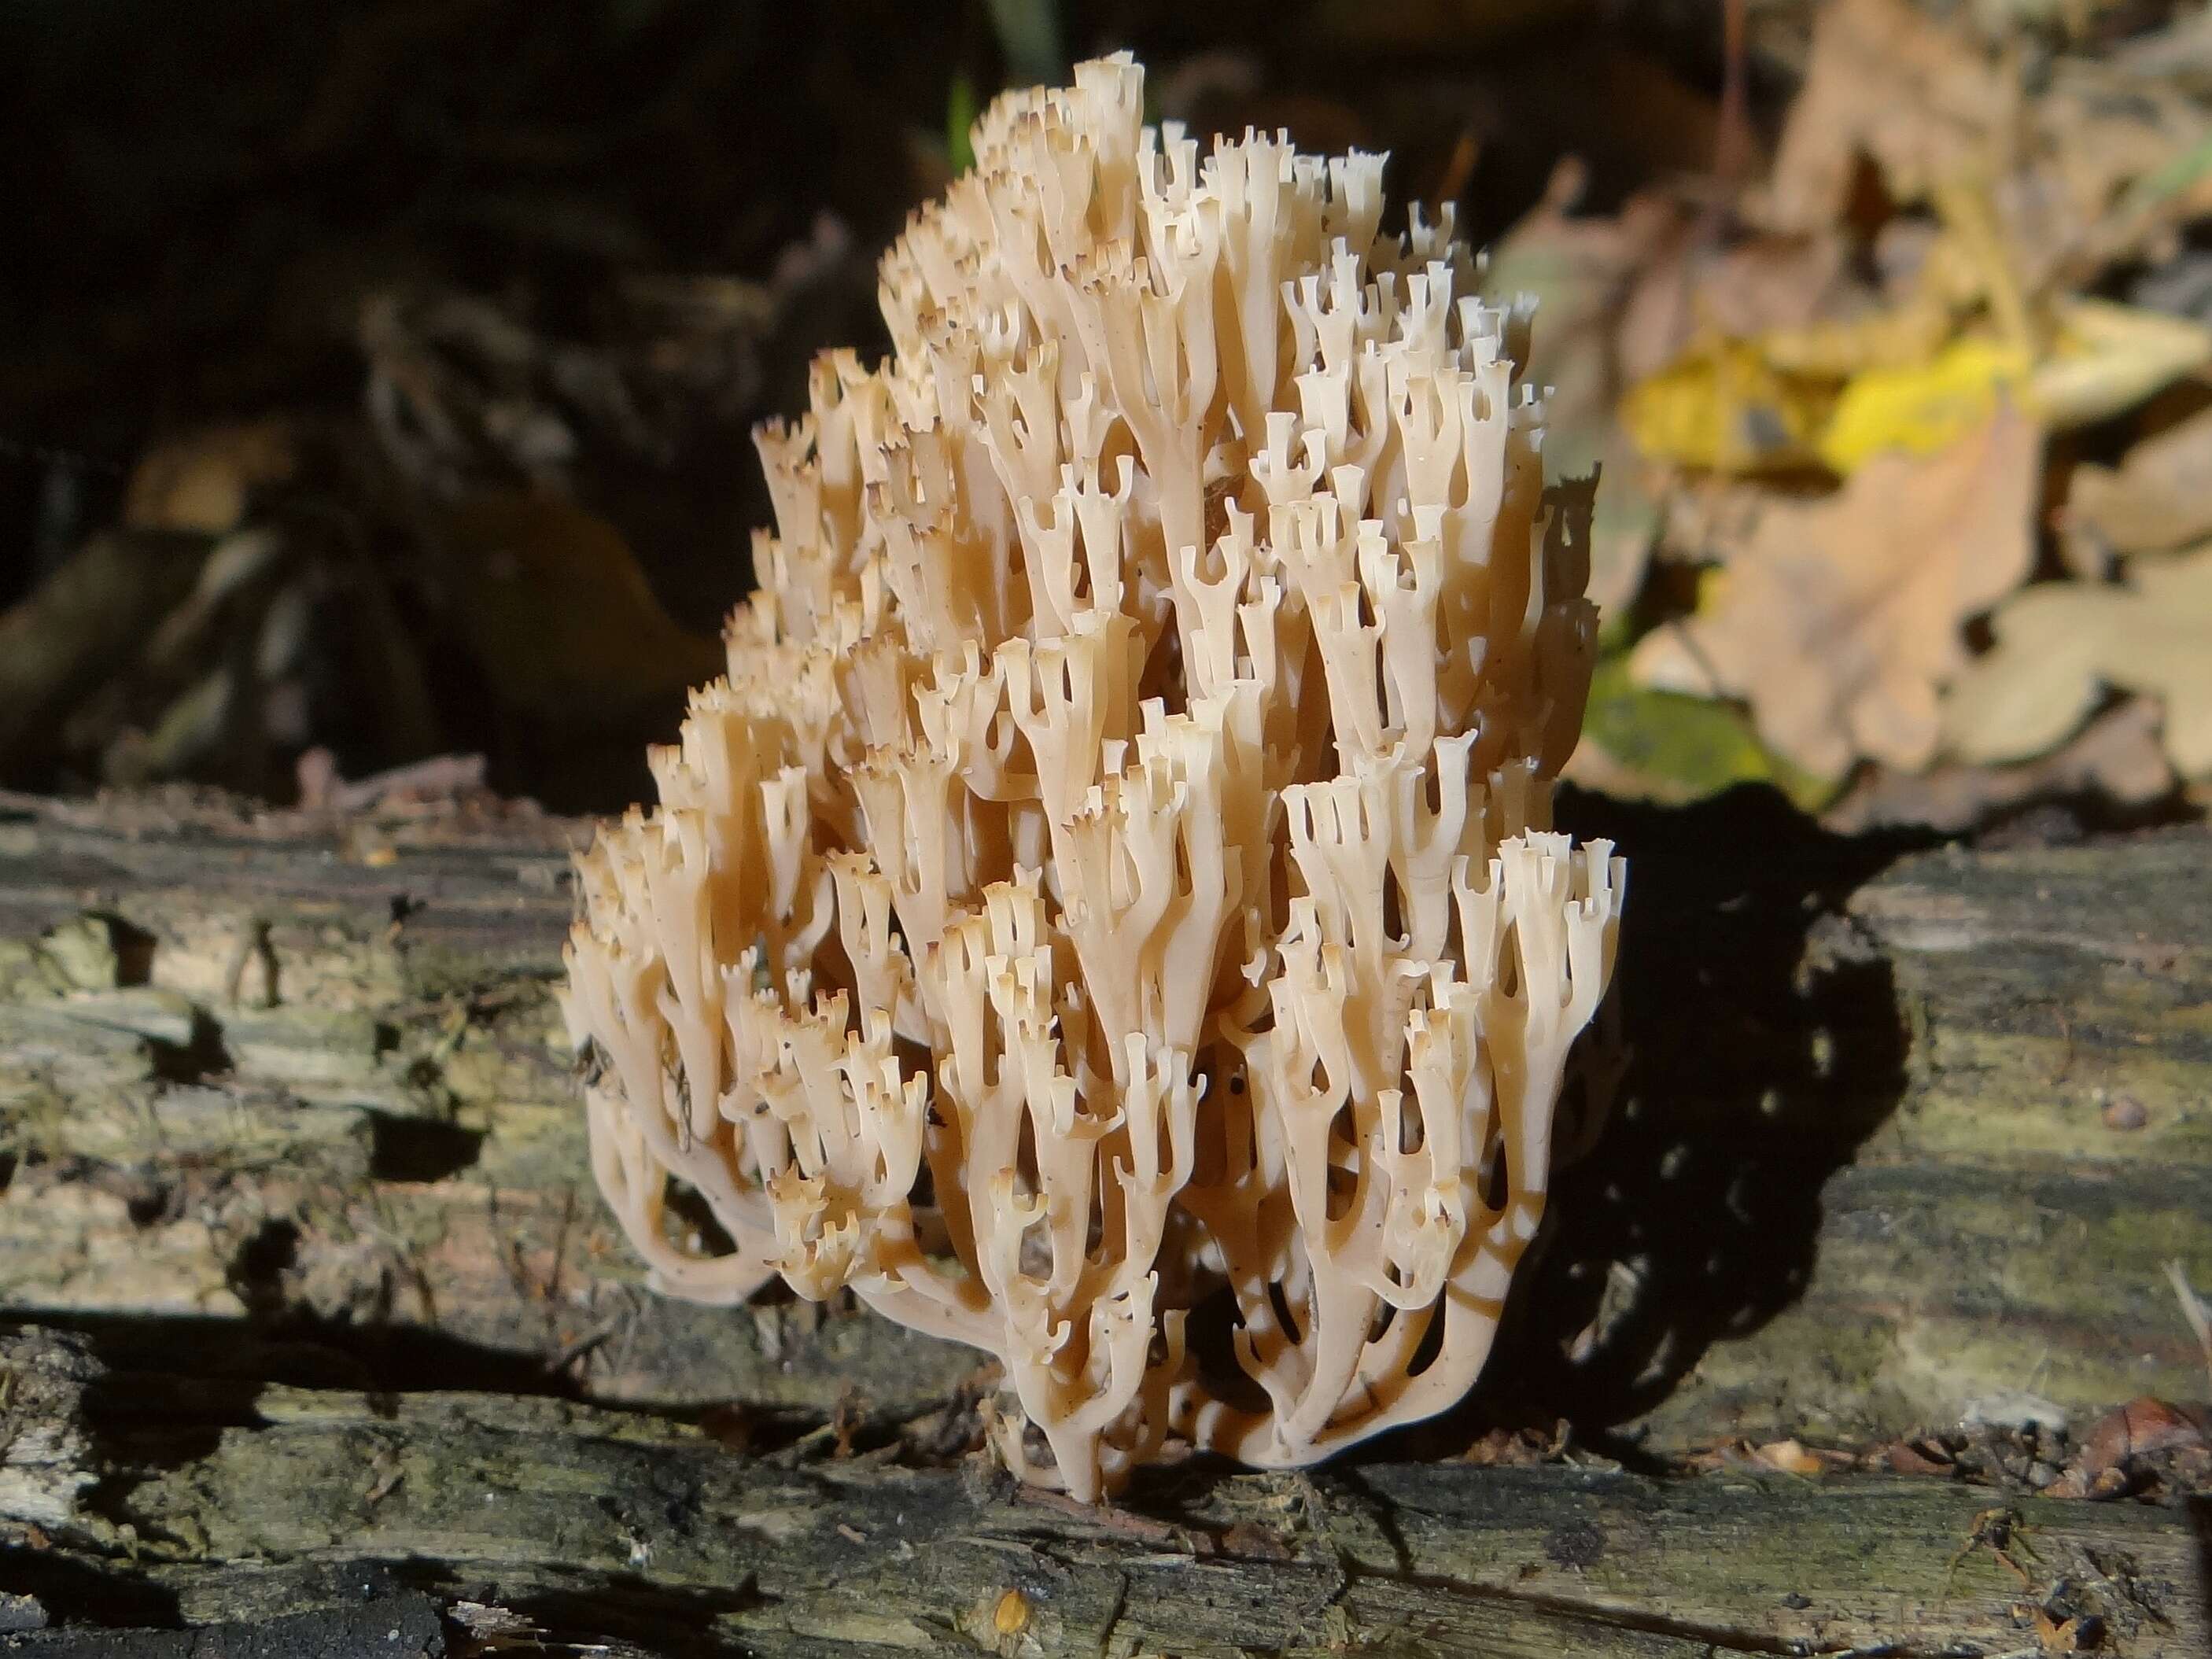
0;787;2206;1654
0;1326;2205;1657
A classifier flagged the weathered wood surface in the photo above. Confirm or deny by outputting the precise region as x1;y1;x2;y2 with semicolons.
2;790;2206;1436
0;1327;2205;1657
0;788;2207;1654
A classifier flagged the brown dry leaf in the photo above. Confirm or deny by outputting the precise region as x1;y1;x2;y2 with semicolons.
1615;223;1869;388
2074;1395;2210;1480
1761;0;2015;233
1821;698;2173;834
1631;403;2041;779
1685;234;1864;345
2032;298;2212;431
2063;403;2212;562
1881;1437;1956;1477
2030;1608;2087;1657
123;418;297;536
1458;1421;1570;1468
2038;67;2212;286
1943;545;2212;776
1757;1;2207;291
1749;1438;1832;1477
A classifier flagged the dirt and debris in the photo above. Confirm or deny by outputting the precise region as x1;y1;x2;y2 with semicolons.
1659;1384;2212;1502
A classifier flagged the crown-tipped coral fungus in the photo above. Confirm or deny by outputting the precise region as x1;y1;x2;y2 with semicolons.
562;53;1624;1502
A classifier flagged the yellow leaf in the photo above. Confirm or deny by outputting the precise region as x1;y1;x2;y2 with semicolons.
1814;337;2030;474
1620;339;1832;474
1804;301;2207;474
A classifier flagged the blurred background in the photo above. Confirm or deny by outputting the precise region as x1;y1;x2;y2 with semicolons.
5;0;2210;837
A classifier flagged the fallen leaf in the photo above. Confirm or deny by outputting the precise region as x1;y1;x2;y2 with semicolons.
1820;696;2173;834
1750;1438;1830;1477
1816;335;2031;474
1881;1438;1956;1476
1569;653;1832;809
2041;68;2212;286
1612;229;1880;477
1631;404;2040;777
1458;1421;1572;1468
123;418;297;536
1620;338;1834;474
1942;545;2212;776
1760;0;2014;233
1635;300;2204;480
2075;1395;2210;1479
1760;0;2212;293
1484;165;1679;614
2063;403;2212;562
1686;233;1864;344
2030;298;2212;430
1760;270;1963;382
2029;1606;2092;1656
1616;223;1871;385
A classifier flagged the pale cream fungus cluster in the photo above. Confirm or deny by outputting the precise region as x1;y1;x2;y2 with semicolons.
562;55;1624;1502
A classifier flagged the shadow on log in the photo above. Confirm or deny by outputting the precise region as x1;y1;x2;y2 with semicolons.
1477;786;1920;1449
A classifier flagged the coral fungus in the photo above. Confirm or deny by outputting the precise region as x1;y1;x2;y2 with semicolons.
563;53;1624;1501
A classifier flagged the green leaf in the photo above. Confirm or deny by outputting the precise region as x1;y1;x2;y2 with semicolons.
1582;653;1835;811
947;72;979;177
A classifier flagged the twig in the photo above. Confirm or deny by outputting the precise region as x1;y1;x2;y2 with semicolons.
542;1321;619;1377
2162;1259;2212;1388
